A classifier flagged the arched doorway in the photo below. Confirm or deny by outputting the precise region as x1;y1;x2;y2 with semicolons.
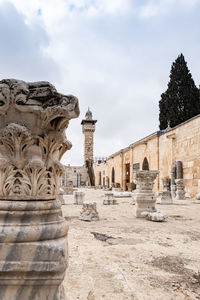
142;157;149;170
111;167;115;184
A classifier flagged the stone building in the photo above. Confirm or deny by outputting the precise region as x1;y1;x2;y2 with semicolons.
61;165;86;187
94;114;200;197
61;108;97;187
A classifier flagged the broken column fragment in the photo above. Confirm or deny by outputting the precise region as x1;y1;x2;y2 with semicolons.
0;79;79;300
103;192;118;205
59;188;65;204
133;170;159;218
175;179;185;200
74;190;85;205
170;164;176;199
79;201;99;221
157;177;172;204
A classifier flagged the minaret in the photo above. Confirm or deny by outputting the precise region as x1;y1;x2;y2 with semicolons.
81;108;97;185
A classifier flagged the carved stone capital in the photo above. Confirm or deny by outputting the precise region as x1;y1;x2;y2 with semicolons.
133;170;159;218
0;79;79;200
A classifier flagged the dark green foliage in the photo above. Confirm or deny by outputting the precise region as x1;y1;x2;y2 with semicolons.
159;54;200;130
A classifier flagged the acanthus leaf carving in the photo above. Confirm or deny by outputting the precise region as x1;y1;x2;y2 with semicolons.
0;79;80;200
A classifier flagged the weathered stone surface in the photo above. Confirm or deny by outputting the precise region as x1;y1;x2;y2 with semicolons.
127;182;135;192
104;192;114;200
162;177;171;191
113;191;132;198
176;160;183;179
61;165;87;187
133;170;159;218
59;188;65;204
157;190;172;204
103;192;117;205
0;79;79;200
175;179;185;200
65;187;74;194
141;211;167;222
157;177;172;204
94;115;200;197
0;79;79;300
74;190;85;205
195;180;200;200
79;201;99;221
103;199;118;205
131;190;136;204
170;165;176;198
112;187;122;192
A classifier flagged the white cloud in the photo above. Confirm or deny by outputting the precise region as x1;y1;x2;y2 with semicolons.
139;0;200;19
5;0;132;23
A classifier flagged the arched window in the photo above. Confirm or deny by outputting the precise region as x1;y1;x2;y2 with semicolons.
142;157;149;170
111;167;115;183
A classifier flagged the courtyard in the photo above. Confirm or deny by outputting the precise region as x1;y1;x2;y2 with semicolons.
63;189;200;300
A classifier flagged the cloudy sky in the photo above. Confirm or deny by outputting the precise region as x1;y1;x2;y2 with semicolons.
0;0;200;165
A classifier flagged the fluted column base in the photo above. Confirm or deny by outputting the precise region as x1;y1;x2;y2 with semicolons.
0;199;68;300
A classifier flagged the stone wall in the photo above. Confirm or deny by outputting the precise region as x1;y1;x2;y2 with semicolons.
94;161;109;187
159;115;200;197
61;165;88;187
94;114;200;197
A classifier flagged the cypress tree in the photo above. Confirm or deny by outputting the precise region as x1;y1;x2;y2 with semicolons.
159;54;200;130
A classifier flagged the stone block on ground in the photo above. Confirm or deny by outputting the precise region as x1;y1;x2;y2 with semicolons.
157;191;172;204
112;187;122;192
74;190;85;205
141;211;168;222
59;188;65;204
79;201;99;221
113;191;132;198
103;192;118;205
64;187;74;195
195;180;200;200
175;179;185;200
103;199;118;205
196;193;200;200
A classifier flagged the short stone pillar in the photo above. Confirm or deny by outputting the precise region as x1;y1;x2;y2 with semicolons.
175;179;185;200
103;192;117;205
74;190;85;205
59;188;65;204
0;79;79;300
79;201;99;221
157;178;172;204
195;180;200;200
133;170;159;218
127;182;135;192
170;164;176;198
163;177;171;191
65;187;74;194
